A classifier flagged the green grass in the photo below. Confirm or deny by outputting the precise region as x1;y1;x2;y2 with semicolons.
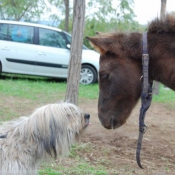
0;76;174;103
0;79;66;100
153;84;175;103
42;164;107;175
39;164;108;175
0;77;99;101
39;143;108;175
79;84;99;99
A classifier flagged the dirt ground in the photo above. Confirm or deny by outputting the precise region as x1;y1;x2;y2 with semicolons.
1;94;175;175
79;99;175;175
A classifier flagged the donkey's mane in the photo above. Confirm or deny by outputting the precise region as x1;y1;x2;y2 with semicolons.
148;14;175;34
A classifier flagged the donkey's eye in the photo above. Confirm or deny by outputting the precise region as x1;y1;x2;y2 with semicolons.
106;51;116;57
101;74;109;80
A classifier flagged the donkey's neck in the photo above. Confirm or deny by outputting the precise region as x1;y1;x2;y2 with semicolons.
150;60;175;90
148;33;175;90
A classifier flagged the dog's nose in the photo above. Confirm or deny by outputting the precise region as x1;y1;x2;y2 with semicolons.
84;113;90;119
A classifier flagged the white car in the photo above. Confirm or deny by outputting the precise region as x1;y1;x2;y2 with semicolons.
0;20;100;84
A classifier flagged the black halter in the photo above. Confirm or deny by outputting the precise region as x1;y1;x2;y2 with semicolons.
136;32;153;168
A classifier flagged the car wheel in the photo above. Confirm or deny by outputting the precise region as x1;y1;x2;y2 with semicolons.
80;65;97;85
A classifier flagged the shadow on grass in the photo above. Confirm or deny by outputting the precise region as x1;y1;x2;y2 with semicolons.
0;73;67;83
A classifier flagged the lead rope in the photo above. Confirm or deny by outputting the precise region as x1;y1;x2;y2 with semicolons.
136;32;153;168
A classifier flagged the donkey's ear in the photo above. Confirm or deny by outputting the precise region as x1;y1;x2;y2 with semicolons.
96;32;104;36
85;36;107;54
96;32;114;37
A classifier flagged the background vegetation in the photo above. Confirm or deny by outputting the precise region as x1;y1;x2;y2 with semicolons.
0;0;147;48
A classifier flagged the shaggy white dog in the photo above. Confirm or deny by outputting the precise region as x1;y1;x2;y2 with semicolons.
0;102;90;175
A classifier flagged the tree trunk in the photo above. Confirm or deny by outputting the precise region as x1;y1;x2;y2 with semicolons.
152;81;160;95
65;0;86;105
160;0;167;21
64;0;69;32
152;0;167;95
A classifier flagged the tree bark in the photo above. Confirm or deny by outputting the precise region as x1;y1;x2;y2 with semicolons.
65;0;86;105
160;0;167;21
64;0;69;32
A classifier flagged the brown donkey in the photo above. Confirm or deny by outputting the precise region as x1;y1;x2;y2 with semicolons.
86;14;175;130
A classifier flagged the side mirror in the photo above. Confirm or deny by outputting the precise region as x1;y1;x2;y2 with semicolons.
67;44;71;49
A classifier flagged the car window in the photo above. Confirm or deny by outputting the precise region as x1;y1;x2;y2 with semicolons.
0;23;34;44
39;28;67;48
63;32;88;50
64;32;71;44
0;24;11;41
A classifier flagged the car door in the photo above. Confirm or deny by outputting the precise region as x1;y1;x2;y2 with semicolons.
35;27;70;78
0;23;36;74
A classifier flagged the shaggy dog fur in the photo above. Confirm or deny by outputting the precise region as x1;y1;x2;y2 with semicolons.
0;102;90;175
